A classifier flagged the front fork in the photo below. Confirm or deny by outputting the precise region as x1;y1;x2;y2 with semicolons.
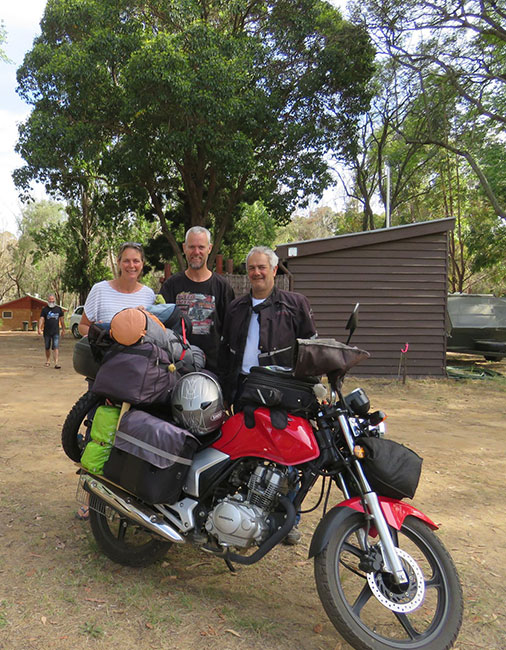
337;413;408;585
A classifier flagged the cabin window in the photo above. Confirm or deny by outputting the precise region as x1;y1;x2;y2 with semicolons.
2;311;13;318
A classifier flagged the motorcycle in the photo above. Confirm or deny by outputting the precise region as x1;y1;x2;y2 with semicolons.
62;305;463;650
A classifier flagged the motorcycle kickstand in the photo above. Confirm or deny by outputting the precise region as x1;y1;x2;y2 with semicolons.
223;557;237;573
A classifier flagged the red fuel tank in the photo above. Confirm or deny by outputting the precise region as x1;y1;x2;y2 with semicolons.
212;408;320;465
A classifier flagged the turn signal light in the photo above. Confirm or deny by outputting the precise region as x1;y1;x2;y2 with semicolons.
354;445;365;459
369;410;386;426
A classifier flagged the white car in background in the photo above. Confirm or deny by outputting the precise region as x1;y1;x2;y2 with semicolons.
69;306;84;338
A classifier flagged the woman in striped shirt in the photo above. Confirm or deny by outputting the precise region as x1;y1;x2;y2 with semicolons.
78;242;155;337
75;242;155;521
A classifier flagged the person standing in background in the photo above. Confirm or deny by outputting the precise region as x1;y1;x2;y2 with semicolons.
38;294;65;369
160;226;235;373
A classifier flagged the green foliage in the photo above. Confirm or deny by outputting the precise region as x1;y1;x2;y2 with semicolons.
275;206;339;243
465;212;506;277
0;201;68;302
80;621;104;639
30;201;160;303
220;201;278;268
275;204;385;245
0;21;10;63
15;0;375;269
339;0;506;293
479;142;506;207
350;0;506;221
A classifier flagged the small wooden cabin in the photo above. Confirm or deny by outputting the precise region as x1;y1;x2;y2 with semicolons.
275;218;455;377
0;295;50;332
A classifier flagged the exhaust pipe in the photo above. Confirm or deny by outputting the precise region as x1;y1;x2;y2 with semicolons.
82;474;185;544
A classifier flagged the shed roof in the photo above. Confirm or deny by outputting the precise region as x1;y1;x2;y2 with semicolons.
0;295;51;310
276;218;455;259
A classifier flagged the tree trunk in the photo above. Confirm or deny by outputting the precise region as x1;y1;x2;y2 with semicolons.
147;187;186;271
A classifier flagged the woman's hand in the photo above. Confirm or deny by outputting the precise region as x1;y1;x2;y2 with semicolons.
78;311;92;337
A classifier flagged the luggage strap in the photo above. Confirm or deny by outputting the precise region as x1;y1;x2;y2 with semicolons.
115;430;193;465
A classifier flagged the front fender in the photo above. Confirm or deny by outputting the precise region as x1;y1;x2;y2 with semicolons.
308;497;438;559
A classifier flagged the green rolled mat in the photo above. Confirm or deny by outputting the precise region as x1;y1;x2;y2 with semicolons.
90;405;121;444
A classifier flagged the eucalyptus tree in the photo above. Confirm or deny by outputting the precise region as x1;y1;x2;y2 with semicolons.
1;201;67;301
15;0;375;269
349;0;506;220
335;59;444;230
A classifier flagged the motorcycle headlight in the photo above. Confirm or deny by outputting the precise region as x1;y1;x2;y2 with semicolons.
344;388;370;418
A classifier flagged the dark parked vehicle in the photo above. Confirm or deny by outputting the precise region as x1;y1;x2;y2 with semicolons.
447;294;506;361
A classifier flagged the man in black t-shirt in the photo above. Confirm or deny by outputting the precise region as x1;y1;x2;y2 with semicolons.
160;227;235;373
38;294;65;368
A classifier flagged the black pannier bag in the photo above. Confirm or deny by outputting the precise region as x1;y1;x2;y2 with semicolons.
73;336;101;380
358;437;423;500
236;366;320;429
103;409;198;504
91;342;179;406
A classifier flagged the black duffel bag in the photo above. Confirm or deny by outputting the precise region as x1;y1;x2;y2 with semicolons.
236;366;320;429
357;437;423;500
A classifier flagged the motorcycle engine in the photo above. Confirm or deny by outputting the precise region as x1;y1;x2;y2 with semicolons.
205;464;289;548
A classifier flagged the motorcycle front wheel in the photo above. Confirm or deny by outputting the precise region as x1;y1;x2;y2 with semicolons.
88;494;171;567
314;513;463;650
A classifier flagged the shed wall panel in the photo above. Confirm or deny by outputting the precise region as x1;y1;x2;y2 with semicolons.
284;230;450;377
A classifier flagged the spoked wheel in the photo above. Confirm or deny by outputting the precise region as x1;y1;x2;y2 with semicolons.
314;513;463;650
61;391;104;462
88;494;171;567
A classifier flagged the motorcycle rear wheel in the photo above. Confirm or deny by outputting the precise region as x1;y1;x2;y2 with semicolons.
88;494;171;567
61;391;104;462
314;513;463;650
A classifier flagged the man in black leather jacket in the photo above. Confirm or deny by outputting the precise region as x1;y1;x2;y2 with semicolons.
219;246;317;545
219;246;317;405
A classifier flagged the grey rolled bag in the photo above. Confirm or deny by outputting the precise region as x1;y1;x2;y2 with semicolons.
103;409;198;504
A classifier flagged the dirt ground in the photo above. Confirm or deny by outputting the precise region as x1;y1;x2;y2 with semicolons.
1;331;505;650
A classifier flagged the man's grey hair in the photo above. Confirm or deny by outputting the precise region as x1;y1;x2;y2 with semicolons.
246;246;279;269
185;226;212;245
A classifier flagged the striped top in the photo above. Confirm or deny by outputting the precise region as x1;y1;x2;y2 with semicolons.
83;280;156;324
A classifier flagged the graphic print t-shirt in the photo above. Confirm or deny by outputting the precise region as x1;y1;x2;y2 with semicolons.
40;305;64;336
160;273;235;373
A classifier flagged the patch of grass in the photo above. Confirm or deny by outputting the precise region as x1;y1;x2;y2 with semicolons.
228;612;279;634
80;621;104;638
178;593;194;609
145;608;182;627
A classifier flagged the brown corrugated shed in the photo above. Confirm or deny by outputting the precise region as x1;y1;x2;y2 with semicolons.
276;218;455;377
